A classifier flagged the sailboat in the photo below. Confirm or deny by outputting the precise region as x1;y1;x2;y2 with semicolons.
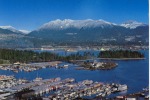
33;72;42;82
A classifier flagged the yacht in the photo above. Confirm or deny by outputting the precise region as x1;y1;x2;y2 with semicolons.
33;77;43;82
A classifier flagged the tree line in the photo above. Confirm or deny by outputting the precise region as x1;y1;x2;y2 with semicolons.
0;49;144;64
98;50;144;58
0;49;94;64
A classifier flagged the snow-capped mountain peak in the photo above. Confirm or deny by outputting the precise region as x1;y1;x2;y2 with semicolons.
39;19;115;30
0;25;22;34
0;25;30;34
0;25;16;31
120;20;146;29
98;19;112;24
19;30;31;34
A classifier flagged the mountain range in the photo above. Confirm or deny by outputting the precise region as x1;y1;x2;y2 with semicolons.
0;19;148;48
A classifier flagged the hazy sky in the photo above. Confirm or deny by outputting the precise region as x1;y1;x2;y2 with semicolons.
0;0;148;30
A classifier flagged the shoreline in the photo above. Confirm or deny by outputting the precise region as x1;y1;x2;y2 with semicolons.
0;57;145;66
97;58;146;60
70;60;118;70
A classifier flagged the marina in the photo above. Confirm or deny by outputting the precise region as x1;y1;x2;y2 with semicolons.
0;61;62;73
0;50;148;99
0;75;28;89
48;80;127;100
0;76;128;99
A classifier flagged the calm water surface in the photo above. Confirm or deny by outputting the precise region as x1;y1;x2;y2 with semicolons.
0;50;148;97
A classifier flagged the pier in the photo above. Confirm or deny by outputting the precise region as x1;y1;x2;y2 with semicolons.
0;61;62;73
0;77;129;99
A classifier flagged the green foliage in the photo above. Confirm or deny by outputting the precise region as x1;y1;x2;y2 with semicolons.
0;59;10;64
0;49;60;63
99;50;144;58
0;49;95;63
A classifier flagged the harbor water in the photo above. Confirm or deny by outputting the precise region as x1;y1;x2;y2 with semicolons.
0;50;148;98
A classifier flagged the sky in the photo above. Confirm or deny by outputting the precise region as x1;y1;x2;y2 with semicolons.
0;0;148;31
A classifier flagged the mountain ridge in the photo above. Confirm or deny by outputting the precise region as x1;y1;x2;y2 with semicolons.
0;25;30;34
0;19;147;33
38;19;147;30
0;19;148;48
28;19;148;47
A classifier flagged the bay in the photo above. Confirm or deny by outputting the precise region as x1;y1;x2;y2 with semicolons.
0;50;148;98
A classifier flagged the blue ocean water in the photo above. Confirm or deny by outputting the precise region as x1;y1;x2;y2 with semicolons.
0;50;148;97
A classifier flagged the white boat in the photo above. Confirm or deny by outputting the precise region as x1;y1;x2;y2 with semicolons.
33;72;42;82
118;84;127;91
0;89;4;92
33;77;42;82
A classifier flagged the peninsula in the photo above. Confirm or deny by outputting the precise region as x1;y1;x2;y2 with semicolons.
98;50;145;60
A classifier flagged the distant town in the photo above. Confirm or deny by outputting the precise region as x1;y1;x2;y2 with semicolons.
22;45;149;51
